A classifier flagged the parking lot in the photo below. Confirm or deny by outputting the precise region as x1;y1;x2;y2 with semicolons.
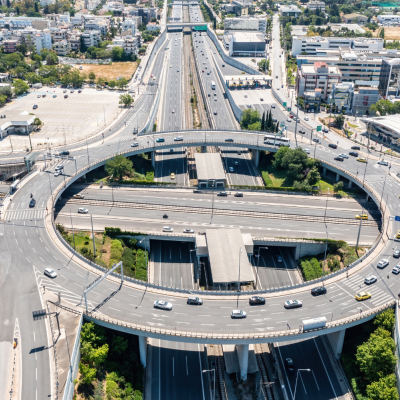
0;86;122;152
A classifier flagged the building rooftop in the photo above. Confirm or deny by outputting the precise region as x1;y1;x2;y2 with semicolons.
301;64;340;74
280;5;301;12
224;31;265;42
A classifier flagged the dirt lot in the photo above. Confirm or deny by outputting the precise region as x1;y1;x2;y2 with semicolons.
365;26;400;40
76;61;138;81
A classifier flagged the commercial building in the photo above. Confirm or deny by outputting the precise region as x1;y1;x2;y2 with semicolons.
223;31;266;57
291;24;366;37
328;82;354;112
279;5;301;17
296;62;341;100
342;14;368;24
377;14;400;24
224;17;266;32
362;115;400;145
291;36;384;57
194;153;226;189
131;7;152;24
378;58;400;98
352;87;379;116
303;89;322;112
306;1;325;11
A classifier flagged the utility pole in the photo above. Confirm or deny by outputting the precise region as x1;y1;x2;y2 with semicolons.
90;213;96;256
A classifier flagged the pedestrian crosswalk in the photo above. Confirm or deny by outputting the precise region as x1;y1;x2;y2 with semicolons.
5;209;46;221
364;174;387;183
341;273;394;306
105;132;136;145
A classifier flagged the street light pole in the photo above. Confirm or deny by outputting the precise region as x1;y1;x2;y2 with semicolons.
202;369;215;400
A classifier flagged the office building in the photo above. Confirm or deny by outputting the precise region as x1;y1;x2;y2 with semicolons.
223;31;266;57
378;58;400;98
307;1;325;11
224;17;266;32
329;82;354;112
377;14;400;24
279;5;301;17
352;87;379;116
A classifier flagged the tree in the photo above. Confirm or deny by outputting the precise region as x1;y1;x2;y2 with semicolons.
34;1;39;12
111;336;128;356
307;167;320;185
334;114;345;129
366;374;398;400
0;95;7;107
374;308;395;332
33;117;42;127
80;322;106;347
16;43;28;56
213;19;216;30
379;27;385;39
13;79;29;95
116;77;128;90
88;71;96;83
333;181;344;193
105;154;133;180
261;111;265;131
79;362;96;385
108;80;117;88
370;99;395;116
111;46;124;61
119;94;134;107
240;108;260;130
258;59;266;71
275;121;279;133
45;52;58;66
356;327;397;382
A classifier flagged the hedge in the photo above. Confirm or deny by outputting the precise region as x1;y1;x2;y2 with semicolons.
105;227;147;238
228;184;319;193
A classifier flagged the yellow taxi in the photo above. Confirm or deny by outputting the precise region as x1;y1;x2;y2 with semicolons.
355;292;371;301
396;230;400;239
355;214;368;220
357;158;367;163
170;173;175;180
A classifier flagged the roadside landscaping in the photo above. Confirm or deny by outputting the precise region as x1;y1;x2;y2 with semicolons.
57;225;148;281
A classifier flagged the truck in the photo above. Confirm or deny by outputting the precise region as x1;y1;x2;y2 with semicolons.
302;317;326;331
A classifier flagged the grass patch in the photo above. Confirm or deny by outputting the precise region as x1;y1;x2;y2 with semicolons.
347;122;359;129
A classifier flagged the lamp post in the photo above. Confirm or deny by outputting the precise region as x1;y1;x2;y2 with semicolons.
294;369;311;400
202;369;215;400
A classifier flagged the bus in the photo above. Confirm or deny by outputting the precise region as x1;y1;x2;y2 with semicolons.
211;81;216;90
264;134;290;147
10;179;20;193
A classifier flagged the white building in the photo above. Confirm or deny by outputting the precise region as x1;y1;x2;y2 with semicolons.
21;28;52;53
71;14;83;25
307;1;325;11
121;19;136;35
84;18;109;35
59;12;70;23
223;31;266;57
279;5;301;17
82;30;101;47
53;39;70;55
377;14;400;24
292;36;384;57
112;35;139;54
146;22;159;32
40;0;54;6
224;17;266;32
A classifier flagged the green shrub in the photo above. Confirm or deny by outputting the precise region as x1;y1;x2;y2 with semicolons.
299;257;322;281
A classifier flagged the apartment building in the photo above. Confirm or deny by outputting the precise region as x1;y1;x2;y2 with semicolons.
59;12;70;23
224;17;266;32
3;39;18;53
82;29;101;47
292;36;384;56
121;19;136;35
131;7;151;24
296;62;341;100
280;5;301;17
84;18;109;35
50;27;68;41
146;22;159;32
329;82;354;112
307;1;325;11
53;39;70;55
21;28;52;53
68;33;82;51
352;87;379;116
112;35;139;54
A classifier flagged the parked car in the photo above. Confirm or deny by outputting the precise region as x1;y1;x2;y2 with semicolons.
392;266;400;275
156;138;165;142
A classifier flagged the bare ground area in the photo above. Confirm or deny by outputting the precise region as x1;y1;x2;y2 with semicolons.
76;61;138;81
365;27;400;40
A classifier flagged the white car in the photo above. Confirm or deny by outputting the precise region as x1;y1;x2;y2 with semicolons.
378;160;389;166
78;208;89;214
54;171;61;177
163;226;173;232
183;228;195;233
287;118;291;122
131;142;139;147
154;300;173;310
304;117;309;121
174;136;183;141
377;259;389;269
392;266;400;275
304;149;310;154
271;104;275;108
364;275;377;285
44;268;57;278
284;300;303;309
339;153;349;159
231;310;247;319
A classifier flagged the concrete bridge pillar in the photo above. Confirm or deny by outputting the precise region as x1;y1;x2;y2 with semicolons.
336;173;340;182
322;167;326;175
236;344;249;381
252;149;260;168
201;146;207;153
366;193;369;201
138;336;147;367
327;329;346;360
348;180;353;189
151;151;155;170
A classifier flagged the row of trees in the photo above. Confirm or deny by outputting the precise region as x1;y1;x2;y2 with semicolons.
261;110;279;132
369;99;400;117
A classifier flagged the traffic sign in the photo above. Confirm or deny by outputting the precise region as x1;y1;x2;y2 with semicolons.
316;125;322;132
395;216;400;222
283;102;287;107
287;107;291;111
280;121;285;126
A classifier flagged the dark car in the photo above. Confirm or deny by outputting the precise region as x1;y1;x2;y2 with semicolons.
249;296;265;305
329;143;338;149
351;146;361;150
349;151;359;157
156;138;165;142
217;191;228;196
334;156;344;161
234;192;243;197
225;138;234;142
29;198;36;208
187;296;203;305
299;130;305;134
313;138;319;143
33;104;38;109
322;128;329;133
285;358;295;371
311;286;327;296
78;90;82;93
59;151;70;156
64;95;68;98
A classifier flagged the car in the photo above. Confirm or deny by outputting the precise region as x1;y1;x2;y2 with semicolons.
244;94;248;98
73;194;84;199
231;310;246;319
214;111;217;115
44;268;57;278
59;151;69;156
154;300;173;310
64;95;68;98
311;286;327;296
33;105;38;109
284;300;302;309
183;228;195;233
329;143;338;149
355;292;371;301
53;95;57;98
29;198;36;208
394;250;400;258
37;94;41;98
339;153;349;159
277;255;283;262
156;138;165;142
397;230;400;239
377;259;389;269
378;160;389;166
70;90;74;93
187;296;203;305
172;109;175;113
355;214;368;220
304;117;309;121
285;358;295;371
234;192;243;197
276;75;278;78
55;165;64;171
217;191;228;196
78;208;89;214
78;90;82;93
299;130;305;134
351;146;361;150
334;156;344;161
229;167;234;172
364;275;377;285
313;138;320;143
322;128;329;133
163;226;173;232
260;98;263;101
392;266;400;274
131;142;139;147
225;138;234;142
349;151;359;157
249;296;265;305
174;136;183;141
287;118;291;122
357;158;367;163
63;90;67;93
222;64;225;67
170;173;175;180
214;98;217;101
304;149;310;154
54;171;61;177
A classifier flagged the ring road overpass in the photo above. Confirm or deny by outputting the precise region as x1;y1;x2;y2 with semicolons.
3;129;397;392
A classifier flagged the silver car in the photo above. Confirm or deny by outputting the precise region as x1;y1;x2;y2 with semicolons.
78;208;89;214
154;300;173;310
364;275;377;285
377;259;389;269
131;142;139;147
44;268;57;278
231;310;247;319
284;300;302;309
